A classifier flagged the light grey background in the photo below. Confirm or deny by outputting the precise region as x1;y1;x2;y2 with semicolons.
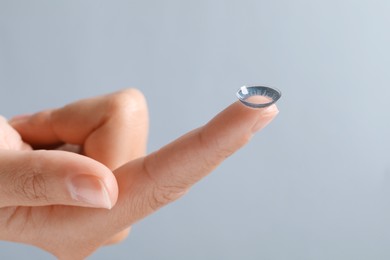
1;0;390;259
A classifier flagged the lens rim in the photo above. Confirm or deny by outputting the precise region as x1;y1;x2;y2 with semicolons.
236;86;281;108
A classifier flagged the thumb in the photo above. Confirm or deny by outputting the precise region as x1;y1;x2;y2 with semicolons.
0;150;118;209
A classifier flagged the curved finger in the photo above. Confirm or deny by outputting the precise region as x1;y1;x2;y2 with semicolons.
0;150;118;208
10;89;148;244
10;88;149;170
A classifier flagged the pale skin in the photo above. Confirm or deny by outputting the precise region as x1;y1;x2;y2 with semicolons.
0;89;279;259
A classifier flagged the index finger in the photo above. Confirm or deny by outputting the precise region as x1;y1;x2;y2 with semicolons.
108;101;279;230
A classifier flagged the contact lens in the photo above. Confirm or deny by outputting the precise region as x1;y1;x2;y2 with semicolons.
236;86;281;108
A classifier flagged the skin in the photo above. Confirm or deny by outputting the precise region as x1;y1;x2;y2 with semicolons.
0;89;279;259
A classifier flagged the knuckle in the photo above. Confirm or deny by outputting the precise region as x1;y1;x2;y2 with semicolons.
13;153;48;202
198;127;249;163
197;129;233;166
147;184;187;211
142;156;187;211
233;132;252;151
15;171;47;201
105;88;149;128
108;88;147;114
216;145;236;160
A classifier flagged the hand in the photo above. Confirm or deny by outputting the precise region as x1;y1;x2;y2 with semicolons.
3;89;278;259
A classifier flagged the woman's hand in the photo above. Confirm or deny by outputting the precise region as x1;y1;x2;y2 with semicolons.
2;89;278;259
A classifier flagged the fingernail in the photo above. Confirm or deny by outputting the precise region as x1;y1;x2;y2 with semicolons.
9;114;31;124
251;105;279;133
67;175;112;209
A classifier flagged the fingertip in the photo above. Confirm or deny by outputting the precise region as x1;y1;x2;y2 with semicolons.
100;171;119;209
74;156;119;209
43;151;120;209
263;104;279;114
251;104;279;133
66;174;114;209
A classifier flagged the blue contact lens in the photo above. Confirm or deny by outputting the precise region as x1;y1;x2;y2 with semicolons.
236;86;281;108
